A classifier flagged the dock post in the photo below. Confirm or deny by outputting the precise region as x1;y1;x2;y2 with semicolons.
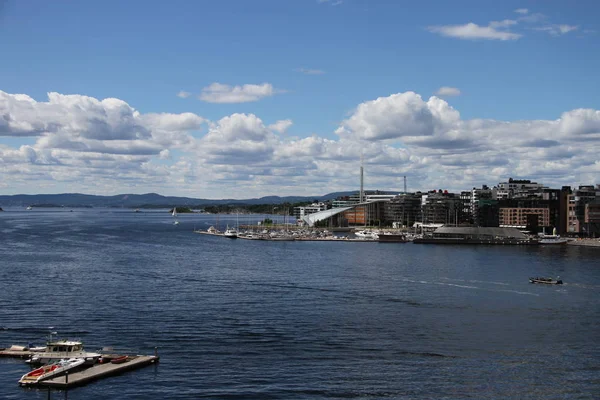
65;371;68;384
154;347;158;357
47;386;51;400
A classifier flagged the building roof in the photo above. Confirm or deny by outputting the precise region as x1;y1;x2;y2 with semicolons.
433;226;528;239
301;207;352;227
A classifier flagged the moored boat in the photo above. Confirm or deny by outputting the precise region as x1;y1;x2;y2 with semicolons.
529;277;563;285
26;336;101;366
19;357;85;386
223;226;238;238
110;355;129;364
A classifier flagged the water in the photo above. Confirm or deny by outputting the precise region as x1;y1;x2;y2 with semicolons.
1;208;599;399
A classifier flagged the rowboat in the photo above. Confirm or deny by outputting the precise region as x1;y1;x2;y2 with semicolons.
110;355;129;364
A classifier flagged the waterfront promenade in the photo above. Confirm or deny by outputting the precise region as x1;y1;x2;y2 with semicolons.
568;238;600;247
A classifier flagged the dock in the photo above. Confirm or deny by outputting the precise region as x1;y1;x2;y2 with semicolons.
0;347;35;359
40;355;159;389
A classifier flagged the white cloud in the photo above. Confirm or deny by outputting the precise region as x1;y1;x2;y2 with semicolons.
296;68;326;75
435;86;461;97
514;8;529;15
176;90;191;98
428;22;522;40
534;24;579;36
335;92;460;141
1;89;599;197
199;83;281;103
268;119;293;133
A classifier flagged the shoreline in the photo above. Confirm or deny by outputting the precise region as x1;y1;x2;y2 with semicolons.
567;238;600;247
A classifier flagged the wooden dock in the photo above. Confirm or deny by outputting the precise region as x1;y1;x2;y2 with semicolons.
40;355;159;389
0;348;35;359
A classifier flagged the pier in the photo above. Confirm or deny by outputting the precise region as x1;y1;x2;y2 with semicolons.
40;355;159;389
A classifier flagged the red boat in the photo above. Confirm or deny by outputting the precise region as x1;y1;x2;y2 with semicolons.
110;355;129;364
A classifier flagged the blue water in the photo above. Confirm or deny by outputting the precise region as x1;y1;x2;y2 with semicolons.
1;208;599;399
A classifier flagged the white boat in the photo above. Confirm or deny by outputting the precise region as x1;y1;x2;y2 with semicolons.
172;208;179;225
354;229;379;240
207;226;218;234
19;357;85;386
538;228;568;245
223;226;238;238
26;338;101;366
26;206;32;210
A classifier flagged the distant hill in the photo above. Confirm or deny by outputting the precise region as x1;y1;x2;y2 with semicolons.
0;191;359;208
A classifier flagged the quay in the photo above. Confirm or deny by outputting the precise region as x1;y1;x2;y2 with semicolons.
568;238;600;247
40;355;159;389
193;230;386;242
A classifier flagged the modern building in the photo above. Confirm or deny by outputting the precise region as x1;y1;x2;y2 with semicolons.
293;202;328;220
496;178;546;199
567;185;600;236
383;193;423;228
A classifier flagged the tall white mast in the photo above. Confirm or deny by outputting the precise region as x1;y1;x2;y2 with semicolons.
360;154;364;203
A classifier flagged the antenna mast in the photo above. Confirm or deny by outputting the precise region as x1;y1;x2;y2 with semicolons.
403;175;407;194
360;154;365;203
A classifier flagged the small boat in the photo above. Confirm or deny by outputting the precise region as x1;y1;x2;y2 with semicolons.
529;277;563;285
26;206;32;210
19;357;85;386
110;355;129;364
354;229;379;240
223;226;238;238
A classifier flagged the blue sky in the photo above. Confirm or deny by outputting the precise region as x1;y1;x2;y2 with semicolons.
1;0;599;198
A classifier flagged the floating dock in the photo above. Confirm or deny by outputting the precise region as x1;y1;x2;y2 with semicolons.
40;355;159;389
0;347;35;359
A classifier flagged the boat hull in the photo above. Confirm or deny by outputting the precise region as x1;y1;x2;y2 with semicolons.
529;278;563;285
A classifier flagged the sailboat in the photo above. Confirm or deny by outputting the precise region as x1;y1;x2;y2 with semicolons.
172;207;179;225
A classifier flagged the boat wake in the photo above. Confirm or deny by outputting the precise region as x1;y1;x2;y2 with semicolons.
441;277;510;286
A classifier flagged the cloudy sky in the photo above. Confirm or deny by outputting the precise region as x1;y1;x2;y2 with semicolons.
1;0;599;199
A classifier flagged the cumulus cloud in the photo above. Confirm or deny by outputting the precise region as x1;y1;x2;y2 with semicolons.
514;8;529;15
428;21;522;40
268;119;293;133
199;83;281;103
176;90;191;98
435;86;461;97
1;89;599;197
335;92;460;141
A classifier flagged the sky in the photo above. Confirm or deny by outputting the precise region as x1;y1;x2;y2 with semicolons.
1;0;599;199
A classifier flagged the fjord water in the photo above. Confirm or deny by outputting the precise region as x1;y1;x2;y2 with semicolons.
1;209;599;399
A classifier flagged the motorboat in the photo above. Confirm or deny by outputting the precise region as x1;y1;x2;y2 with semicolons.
26;338;101;366
538;228;568;245
19;357;85;386
529;277;563;285
223;226;238;238
538;234;568;245
354;229;379;240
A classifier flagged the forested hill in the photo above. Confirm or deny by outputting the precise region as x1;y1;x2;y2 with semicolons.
0;191;358;208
